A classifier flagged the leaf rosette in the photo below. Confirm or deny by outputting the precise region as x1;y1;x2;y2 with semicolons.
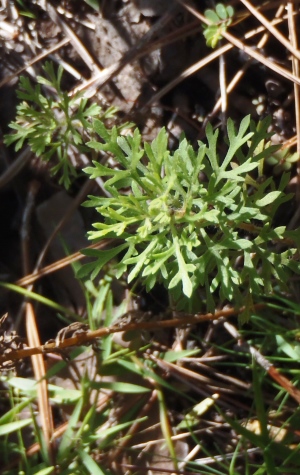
81;115;300;311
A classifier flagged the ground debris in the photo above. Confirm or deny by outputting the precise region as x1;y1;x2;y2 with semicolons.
0;313;26;371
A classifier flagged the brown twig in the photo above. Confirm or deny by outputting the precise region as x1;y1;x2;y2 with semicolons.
223;321;300;405
144;10;293;109
0;304;265;367
0;38;70;89
287;1;300;204
15;239;114;287
176;0;300;87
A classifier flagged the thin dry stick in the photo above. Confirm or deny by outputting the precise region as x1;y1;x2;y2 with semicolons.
21;181;39;278
43;13;201;101
149;354;248;394
0;38;70;88
72;4;180;96
26;303;54;460
0;304;265;366
144;43;233;108
21;181;54;461
287;1;300;202
15;239;114;287
44;2;102;75
176;0;300;87
287;3;300;229
223;321;300;405
281;135;298;150
218;51;227;125
206;4;286;124
145;12;290;109
29;178;93;281
239;0;300;61
0;146;32;190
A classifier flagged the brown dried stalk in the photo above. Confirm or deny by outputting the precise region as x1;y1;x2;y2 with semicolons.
0;304;265;368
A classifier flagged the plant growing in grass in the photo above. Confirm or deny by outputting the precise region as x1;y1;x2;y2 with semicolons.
5;63;300;313
4;63;300;475
79;115;300;312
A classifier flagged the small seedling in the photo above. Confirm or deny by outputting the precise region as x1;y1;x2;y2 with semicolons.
4;62;116;188
203;3;234;48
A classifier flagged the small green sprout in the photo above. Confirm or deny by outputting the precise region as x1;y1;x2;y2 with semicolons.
203;3;234;48
4;62;115;188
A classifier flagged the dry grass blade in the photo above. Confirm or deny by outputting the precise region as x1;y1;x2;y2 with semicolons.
72;4;179;96
44;2;102;75
239;0;300;61
223;321;300;405
29;178;93;282
149;354;249;397
15;239;113;287
219;52;227;120
0;38;70;88
287;1;300;204
176;0;300;87
145;9;291;109
0;146;32;189
20;181;54;461
25;302;54;461
207;4;286;123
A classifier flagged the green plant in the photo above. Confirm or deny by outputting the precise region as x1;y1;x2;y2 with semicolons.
266;147;299;175
83;0;100;11
203;3;234;48
5;63;300;313
4;62;117;188
79;115;300;313
1;368;151;474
